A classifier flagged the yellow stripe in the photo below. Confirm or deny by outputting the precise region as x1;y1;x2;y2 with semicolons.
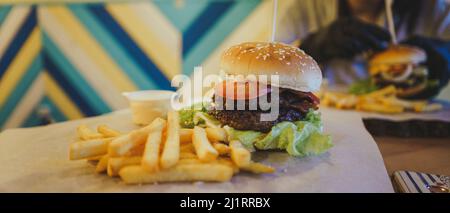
253;27;270;42
43;71;84;119
107;4;181;79
46;6;137;92
0;27;40;107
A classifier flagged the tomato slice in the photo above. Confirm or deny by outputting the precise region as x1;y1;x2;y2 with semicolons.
306;92;320;105
215;80;271;100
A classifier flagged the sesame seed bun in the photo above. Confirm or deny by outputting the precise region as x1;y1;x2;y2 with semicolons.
369;45;426;66
220;42;323;92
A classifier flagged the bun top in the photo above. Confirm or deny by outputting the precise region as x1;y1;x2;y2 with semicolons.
220;42;322;92
370;45;427;66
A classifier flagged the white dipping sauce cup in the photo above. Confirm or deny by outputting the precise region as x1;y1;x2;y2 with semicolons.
123;90;175;125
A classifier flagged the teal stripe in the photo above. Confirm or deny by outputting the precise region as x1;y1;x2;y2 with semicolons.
0;55;42;128
21;96;68;128
69;5;158;90
41;96;67;122
42;32;111;114
0;6;11;26
22;106;42;128
155;0;210;32
183;0;260;75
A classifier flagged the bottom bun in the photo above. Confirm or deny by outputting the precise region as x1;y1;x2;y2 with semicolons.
396;81;427;98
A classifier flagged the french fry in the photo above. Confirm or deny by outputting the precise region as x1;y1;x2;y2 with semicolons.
365;85;396;98
141;119;166;172
412;102;428;111
380;97;425;110
241;162;275;174
230;140;251;167
419;103;443;112
321;94;332;106
322;92;342;106
127;144;145;156
358;102;404;114
335;95;357;109
180;152;198;159
86;155;102;166
216;157;239;174
160;111;181;169
107;134;131;157
69;138;113;160
192;126;218;162
180;128;193;144
180;143;195;153
119;164;234;184
95;155;109;173
205;127;227;143
177;157;238;174
178;158;202;164
108;118;166;157
87;160;99;166
97;124;121;137
107;156;142;177
213;143;230;155
77;125;103;140
86;155;103;161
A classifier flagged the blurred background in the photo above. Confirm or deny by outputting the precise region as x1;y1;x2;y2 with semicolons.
0;0;448;129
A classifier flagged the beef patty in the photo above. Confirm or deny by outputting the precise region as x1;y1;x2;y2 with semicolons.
208;88;319;132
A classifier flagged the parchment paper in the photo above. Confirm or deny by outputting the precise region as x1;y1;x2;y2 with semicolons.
0;108;393;192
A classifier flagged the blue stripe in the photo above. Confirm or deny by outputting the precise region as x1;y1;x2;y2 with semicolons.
183;0;260;75
182;1;234;57
41;96;67;122
0;7;36;79
42;32;110;115
88;5;173;90
68;5;158;90
22;105;44;128
21;96;67;128
0;55;41;128
0;6;12;26
427;174;436;183
416;172;431;188
406;171;422;193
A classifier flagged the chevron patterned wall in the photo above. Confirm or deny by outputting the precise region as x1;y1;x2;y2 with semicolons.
0;0;295;129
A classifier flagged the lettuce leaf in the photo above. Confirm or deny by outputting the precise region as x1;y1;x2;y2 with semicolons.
194;112;221;129
348;78;378;95
179;104;333;157
228;110;332;157
224;126;263;152
178;103;207;128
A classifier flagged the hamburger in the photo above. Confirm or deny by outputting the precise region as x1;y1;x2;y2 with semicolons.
179;42;332;157
369;45;429;98
209;42;322;132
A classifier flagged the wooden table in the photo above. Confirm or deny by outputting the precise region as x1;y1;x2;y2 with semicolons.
374;137;450;176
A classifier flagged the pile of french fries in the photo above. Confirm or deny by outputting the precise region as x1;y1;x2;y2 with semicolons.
69;111;274;184
322;86;443;114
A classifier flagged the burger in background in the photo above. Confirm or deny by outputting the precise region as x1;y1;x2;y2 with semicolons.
368;45;438;99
